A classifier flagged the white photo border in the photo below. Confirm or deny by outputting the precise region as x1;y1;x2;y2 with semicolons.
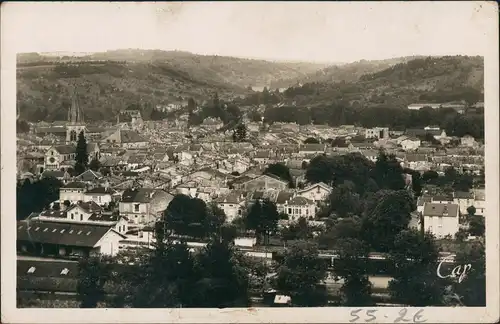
1;1;499;323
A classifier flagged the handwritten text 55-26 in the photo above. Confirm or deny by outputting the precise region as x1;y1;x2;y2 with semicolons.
349;308;426;323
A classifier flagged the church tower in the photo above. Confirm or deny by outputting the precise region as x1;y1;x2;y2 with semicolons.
66;90;87;143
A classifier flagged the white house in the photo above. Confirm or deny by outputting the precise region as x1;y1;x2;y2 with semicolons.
281;196;316;221
215;191;247;223
119;188;174;226
238;174;288;191
473;193;486;216
59;181;87;203
452;191;475;215
461;135;477;147
422;203;460;239
407;103;442;110
66;201;103;222
83;187;116;206
296;182;332;203
365;127;389;139
400;137;421;151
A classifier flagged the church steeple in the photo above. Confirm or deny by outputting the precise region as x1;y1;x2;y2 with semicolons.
68;90;84;124
66;88;86;143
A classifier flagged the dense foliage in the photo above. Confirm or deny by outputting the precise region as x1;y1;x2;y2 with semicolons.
16;177;62;220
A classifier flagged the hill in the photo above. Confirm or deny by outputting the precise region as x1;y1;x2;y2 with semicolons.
17;60;245;122
281;55;484;108
85;49;329;87
16;50;327;121
269;56;426;88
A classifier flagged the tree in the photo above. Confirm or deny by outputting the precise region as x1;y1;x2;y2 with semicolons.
325;184;362;218
466;205;476;217
76;255;112;308
304;137;320;144
245;199;279;245
17;119;30;133
468;215;485;237
75;131;88;175
455;227;469;242
280;217;313;242
264;163;293;187
317;216;363;250
305;155;335;185
274;241;328;306
205;203;227;238
187;97;196;113
232;124;247;142
192;238;250;307
361;190;415;252
422;170;439;183
444;166;458;183
331;137;348;148
334;238;373;306
89;158;101;172
410;171;423;197
453;174;473;192
16;177;62;220
388;229;449;306
453;241;485;306
372;151;406;190
108;223;199;308
163;194;209;238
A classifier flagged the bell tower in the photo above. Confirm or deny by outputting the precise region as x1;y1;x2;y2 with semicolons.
66;89;87;143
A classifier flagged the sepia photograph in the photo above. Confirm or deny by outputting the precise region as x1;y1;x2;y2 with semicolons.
1;1;499;323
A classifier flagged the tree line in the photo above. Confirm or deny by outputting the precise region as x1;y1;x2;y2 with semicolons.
262;104;484;139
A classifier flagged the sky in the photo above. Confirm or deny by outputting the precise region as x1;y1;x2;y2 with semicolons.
2;1;496;63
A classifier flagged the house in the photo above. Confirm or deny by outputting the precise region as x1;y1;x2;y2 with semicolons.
400;137;421;151
473;191;485;216
17;219;125;257
416;196;432;214
88;213;129;234
40;170;71;182
119;188;174;226
405;128;447;140
281;196;316;221
175;181;199;198
59;181;87;203
441;102;466;114
237;174;288;191
298;144;325;156
75;169;103;183
215;191;247;223
253;150;273;165
422;203;460;239
66;201;103;222
365;127;389;139
407;103;442;110
185;168;227;187
361;149;379;162
460;135;477;147
83;187;116;206
453;191;475;215
102;129;148;149
432;195;454;204
296;182;332;203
